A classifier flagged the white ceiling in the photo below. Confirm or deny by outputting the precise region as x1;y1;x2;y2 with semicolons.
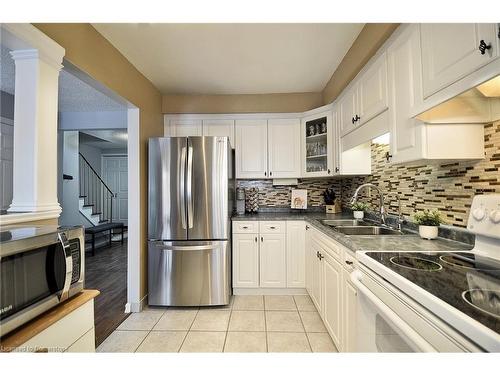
92;23;364;95
0;45;125;112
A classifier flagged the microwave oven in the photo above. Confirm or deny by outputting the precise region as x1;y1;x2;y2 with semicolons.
0;225;84;337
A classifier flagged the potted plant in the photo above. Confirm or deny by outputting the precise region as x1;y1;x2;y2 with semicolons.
413;209;444;240
351;202;369;219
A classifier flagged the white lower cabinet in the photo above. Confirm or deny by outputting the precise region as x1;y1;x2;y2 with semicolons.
309;239;323;311
13;299;96;353
260;233;286;288
233;233;260;288
304;227;359;352
286;221;306;288
322;250;343;350
232;220;290;290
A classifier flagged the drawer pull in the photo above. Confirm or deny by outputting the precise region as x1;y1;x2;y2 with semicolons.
242;226;248;229
345;260;354;265
269;226;276;229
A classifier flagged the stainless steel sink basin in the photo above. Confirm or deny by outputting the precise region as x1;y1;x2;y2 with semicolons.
321;219;371;227
334;226;405;236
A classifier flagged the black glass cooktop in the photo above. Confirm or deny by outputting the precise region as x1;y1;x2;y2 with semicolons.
366;252;500;335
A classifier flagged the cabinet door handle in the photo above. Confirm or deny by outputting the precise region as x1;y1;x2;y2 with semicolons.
335;167;340;173
354;114;361;122
270;171;273;176
327;169;331;174
255;236;257;242
305;225;310;230
264;172;267;177
479;39;492;55
261;236;263;242
351;116;356;124
345;260;354;265
318;253;324;260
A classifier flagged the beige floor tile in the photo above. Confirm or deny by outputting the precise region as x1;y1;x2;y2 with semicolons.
299;311;327;332
117;310;164;331
307;333;338;352
179;331;226;352
97;330;148;353
265;311;304;332
136;331;187;352
293;295;317;312
224;332;267;352
153;309;198;331
267;332;311;353
233;295;264;310
190;310;230;331
264;295;297;311
228;310;265;332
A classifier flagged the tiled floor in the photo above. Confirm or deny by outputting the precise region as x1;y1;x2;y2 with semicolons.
97;295;338;353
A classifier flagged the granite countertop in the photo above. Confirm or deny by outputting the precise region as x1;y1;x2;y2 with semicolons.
232;211;473;253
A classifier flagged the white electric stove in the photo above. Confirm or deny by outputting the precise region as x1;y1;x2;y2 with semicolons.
353;194;500;352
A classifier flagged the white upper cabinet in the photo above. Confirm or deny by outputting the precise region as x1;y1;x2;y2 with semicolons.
338;86;358;136
388;24;485;164
387;24;425;164
202;119;235;148
421;23;500;98
267;118;301;178
301;110;334;177
235;119;268;179
358;52;388;125
167;119;203;136
339;52;388;137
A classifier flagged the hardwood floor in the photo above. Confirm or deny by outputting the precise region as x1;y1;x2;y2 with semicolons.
85;240;129;346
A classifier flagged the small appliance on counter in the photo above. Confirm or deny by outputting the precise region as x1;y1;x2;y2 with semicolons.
0;225;85;337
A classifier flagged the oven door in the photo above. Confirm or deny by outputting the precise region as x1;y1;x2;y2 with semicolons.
350;269;437;352
0;237;72;336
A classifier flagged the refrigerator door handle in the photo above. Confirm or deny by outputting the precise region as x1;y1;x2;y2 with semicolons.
180;146;187;229
187;145;194;229
153;242;221;251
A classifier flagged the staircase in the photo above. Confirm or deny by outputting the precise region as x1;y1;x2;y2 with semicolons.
79;152;115;226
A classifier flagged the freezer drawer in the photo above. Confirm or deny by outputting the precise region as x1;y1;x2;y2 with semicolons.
148;240;231;306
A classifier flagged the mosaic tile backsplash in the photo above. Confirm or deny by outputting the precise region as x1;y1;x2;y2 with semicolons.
237;121;499;228
237;179;342;208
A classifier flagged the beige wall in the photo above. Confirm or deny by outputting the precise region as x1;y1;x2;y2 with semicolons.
34;23;164;299
321;23;399;104
162;92;323;114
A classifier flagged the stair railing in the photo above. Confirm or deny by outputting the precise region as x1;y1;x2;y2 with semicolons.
79;152;115;224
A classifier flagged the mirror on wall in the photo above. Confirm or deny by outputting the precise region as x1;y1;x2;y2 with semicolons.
417;74;500;124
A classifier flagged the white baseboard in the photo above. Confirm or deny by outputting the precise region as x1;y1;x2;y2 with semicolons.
125;294;148;313
233;288;307;295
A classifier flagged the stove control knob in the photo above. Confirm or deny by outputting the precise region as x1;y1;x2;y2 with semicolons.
473;208;486;221
489;210;500;224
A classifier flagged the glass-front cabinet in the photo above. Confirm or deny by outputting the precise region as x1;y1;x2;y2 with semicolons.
301;110;334;177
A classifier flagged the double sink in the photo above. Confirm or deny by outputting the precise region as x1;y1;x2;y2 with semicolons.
321;219;406;236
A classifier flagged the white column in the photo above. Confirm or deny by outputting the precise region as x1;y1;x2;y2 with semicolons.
8;49;63;214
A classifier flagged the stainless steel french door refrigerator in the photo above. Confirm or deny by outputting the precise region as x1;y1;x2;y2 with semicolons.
148;136;234;306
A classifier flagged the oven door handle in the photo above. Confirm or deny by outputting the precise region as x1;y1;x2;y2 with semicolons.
350;270;437;353
57;233;73;302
